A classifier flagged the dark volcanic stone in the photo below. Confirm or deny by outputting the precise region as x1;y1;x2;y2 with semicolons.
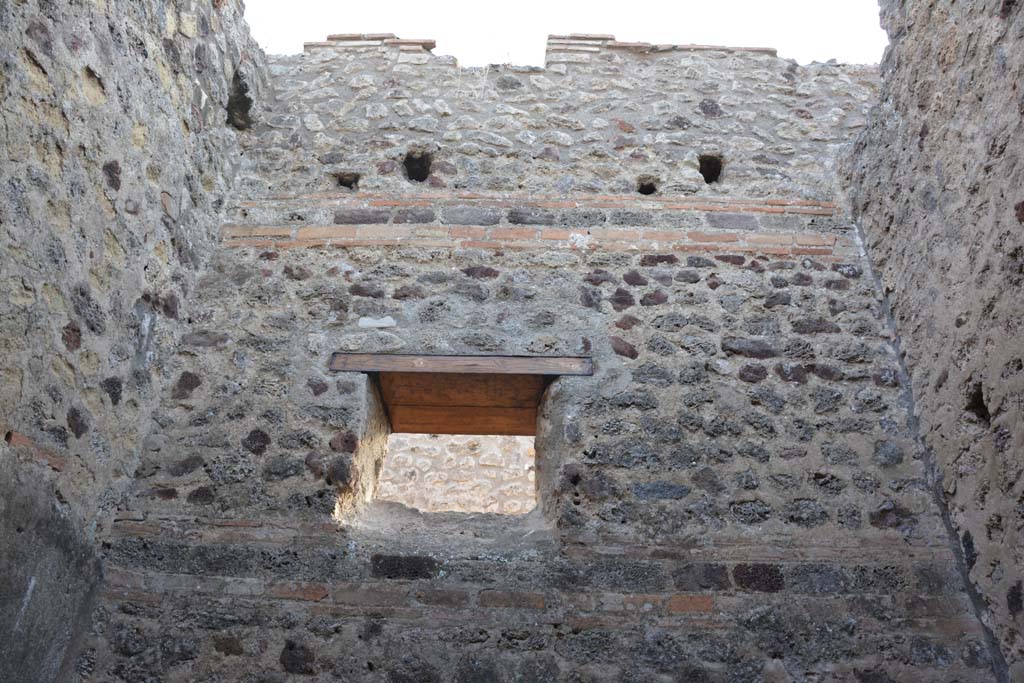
675;269;701;283
227;72;254;129
307;378;329;396
673;563;731;591
698;99;723;117
67;407;89;438
785;499;829;527
872;440;905;467
213;635;244;656
707;213;758;231
181;330;229;348
792;317;842;334
774;363;808;383
70;284;106;334
100;376;123;405
62;321;81;351
615;315;641;330
102;160;121;190
462;266;500;279
263;457;304;481
640;254;678;266
443;207;502;225
392;284;426;300
187;486;215;505
280;640;315;674
325;456;351;487
371;554;439;579
329;430;357;453
721;337;778;359
610;336;638;359
623;270;648;286
333;208;390;224
641;290;668;306
584;269;617;285
765;291;791;308
508;207;557;225
733;563;784;592
609;287;636;312
691;466;725;493
171;371;202;399
579;286;602;309
1008;582;1023;616
738;364;768;383
868;501;918;533
792;272;813;286
168;455;204;477
831;263;863;279
283;264;312;281
810;364;844;381
393;207;436;223
687;256;715;268
350;283;384;298
634;481;690;500
634;363;674;386
730;499;772;524
242;429;270;455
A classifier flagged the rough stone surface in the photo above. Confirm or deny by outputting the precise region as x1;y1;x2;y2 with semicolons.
844;2;1023;677
0;0;265;677
378;434;536;514
0;456;100;683
0;9;1014;683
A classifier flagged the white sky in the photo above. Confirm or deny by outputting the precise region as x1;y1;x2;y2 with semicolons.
244;0;889;66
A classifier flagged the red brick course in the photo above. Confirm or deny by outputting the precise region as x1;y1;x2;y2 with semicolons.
223;193;854;259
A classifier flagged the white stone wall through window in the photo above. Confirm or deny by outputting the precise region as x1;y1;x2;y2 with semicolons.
376;434;536;515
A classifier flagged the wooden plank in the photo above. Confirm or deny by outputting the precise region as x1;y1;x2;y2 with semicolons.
378;373;547;408
329;353;592;376
389;405;537;436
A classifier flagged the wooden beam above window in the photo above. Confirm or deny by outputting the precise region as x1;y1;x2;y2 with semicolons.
327;353;592;436
328;353;593;376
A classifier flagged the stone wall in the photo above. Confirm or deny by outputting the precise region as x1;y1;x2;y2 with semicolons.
92;197;994;678
0;6;1017;680
238;34;877;200
0;0;264;679
378;434;536;514
61;28;1000;682
844;1;1023;677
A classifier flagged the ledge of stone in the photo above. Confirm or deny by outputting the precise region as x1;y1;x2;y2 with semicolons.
547;34;778;56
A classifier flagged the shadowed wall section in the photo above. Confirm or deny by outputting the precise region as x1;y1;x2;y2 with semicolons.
845;2;1023;677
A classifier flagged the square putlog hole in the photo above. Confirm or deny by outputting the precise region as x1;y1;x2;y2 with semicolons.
376;434;536;515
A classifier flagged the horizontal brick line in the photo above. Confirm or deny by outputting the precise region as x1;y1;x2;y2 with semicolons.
221;225;296;238
100;567;970;613
236;202;836;217
102;518;954;561
221;224;846;243
220;225;852;258
237;193;837;210
220;240;835;258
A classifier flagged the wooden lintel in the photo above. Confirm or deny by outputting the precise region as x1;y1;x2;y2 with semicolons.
329;353;593;376
378;373;548;409
388;405;537;436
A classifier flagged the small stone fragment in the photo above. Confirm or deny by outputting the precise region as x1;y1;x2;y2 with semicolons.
610;336;639;359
